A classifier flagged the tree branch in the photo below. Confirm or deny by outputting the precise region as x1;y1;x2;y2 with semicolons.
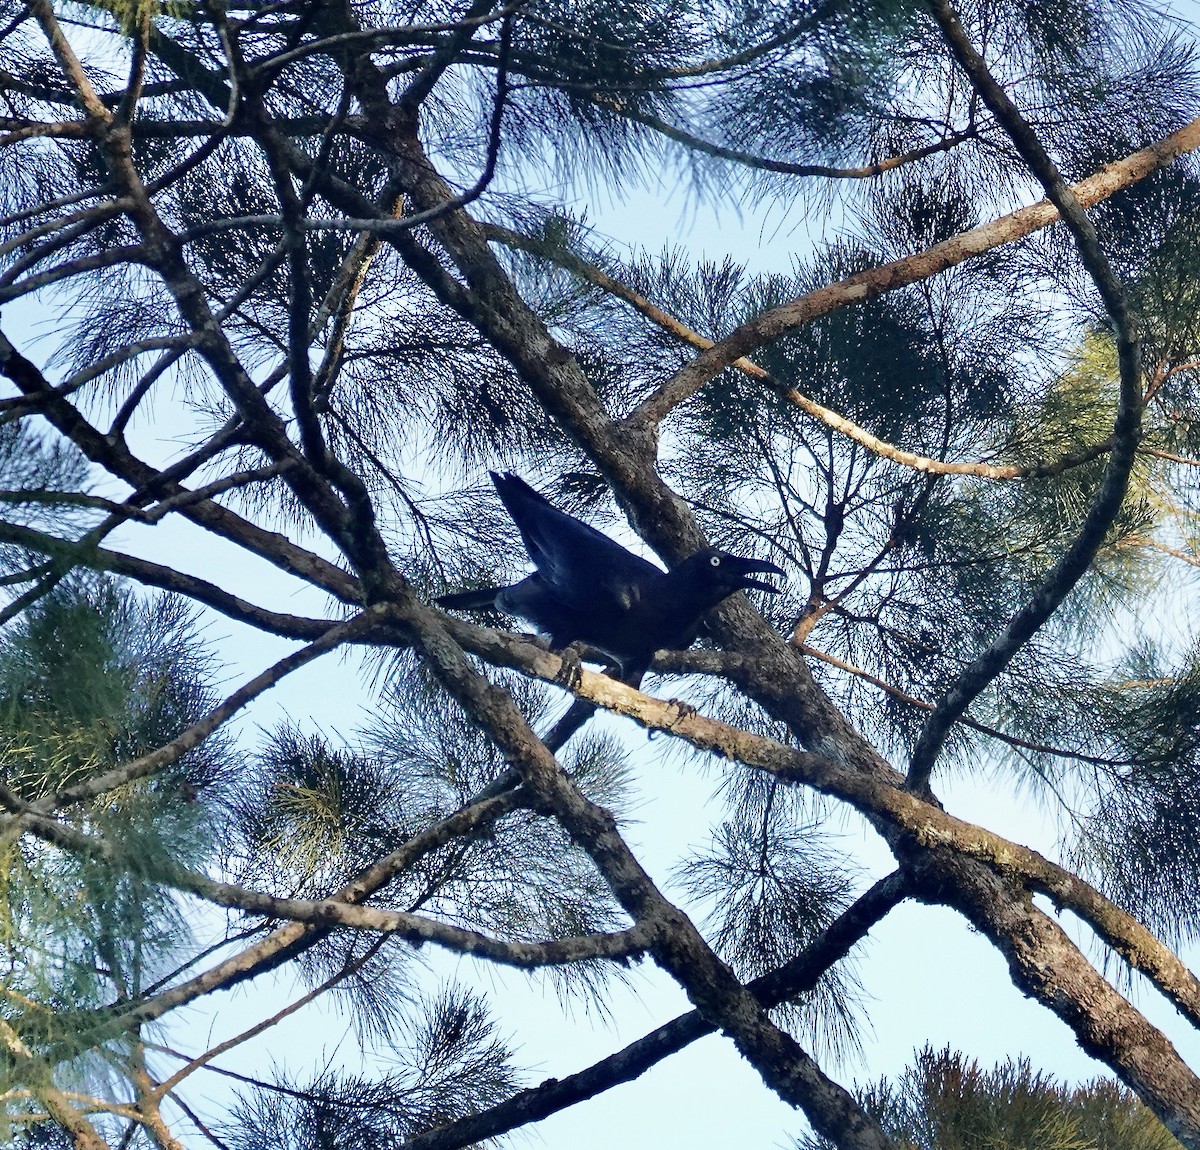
175;870;651;969
485;222;1120;482
625;118;1200;430
906;0;1145;793
403;871;908;1150
29;607;388;813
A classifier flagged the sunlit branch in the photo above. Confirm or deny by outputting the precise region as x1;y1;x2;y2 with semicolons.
27;0;111;121
1126;534;1200;569
0;1018;111;1150
117;786;532;1026
176;870;651;968
0;118;88;144
387;591;896;1149
626;117;1200;430
437;616;1200;1035
485;224;1117;481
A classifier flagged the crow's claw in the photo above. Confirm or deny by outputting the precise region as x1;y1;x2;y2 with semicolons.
667;697;697;726
554;643;585;691
648;697;697;740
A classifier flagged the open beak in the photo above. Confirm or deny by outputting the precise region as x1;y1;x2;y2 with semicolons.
730;556;786;594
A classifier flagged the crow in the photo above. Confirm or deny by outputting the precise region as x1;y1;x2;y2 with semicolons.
438;472;784;684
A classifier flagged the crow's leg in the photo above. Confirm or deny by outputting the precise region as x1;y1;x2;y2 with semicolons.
544;697;599;753
647;698;697;739
543;655;627;752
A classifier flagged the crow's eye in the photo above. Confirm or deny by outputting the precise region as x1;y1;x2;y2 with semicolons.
709;555;721;567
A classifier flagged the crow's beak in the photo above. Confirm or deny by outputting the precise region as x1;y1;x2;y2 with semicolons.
729;556;786;594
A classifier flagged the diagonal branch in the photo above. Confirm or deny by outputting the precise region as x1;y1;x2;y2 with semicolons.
402;871;907;1150
439;618;1200;1039
905;0;1145;793
485;222;1118;482
149;934;394;1101
0;324;362;603
625;117;1200;431
0;1019;111;1150
28;607;387;813
387;591;896;1149
115;786;532;1027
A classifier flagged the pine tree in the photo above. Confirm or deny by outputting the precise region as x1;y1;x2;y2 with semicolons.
1;0;1200;1147
797;1046;1185;1150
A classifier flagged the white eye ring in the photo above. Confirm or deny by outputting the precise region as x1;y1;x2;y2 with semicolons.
709;555;721;567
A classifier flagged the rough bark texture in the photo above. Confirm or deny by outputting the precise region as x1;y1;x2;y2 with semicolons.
2;2;1199;1147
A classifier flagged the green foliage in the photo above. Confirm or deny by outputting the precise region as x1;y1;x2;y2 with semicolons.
795;1046;1183;1150
0;577;227;799
225;662;634;1024
0;578;229;1086
70;1;191;35
1059;639;1200;941
223;985;522;1150
3;0;1200;1143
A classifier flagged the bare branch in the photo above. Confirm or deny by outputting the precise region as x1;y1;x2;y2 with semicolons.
151;935;394;1100
117;787;532;1026
175;870;651;969
592;99;979;179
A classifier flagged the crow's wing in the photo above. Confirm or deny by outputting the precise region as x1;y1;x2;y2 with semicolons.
489;472;661;611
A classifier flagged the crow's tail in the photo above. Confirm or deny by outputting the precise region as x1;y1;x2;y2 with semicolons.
436;586;502;611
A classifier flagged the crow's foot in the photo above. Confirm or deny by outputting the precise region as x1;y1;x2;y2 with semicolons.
648;697;697;740
666;697;697;727
554;643;585;691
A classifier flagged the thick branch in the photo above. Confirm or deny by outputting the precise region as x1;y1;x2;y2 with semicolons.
441;619;1200;1040
383;591;896;1148
403;871;908;1150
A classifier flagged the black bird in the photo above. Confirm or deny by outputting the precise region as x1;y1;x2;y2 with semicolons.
438;472;785;683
